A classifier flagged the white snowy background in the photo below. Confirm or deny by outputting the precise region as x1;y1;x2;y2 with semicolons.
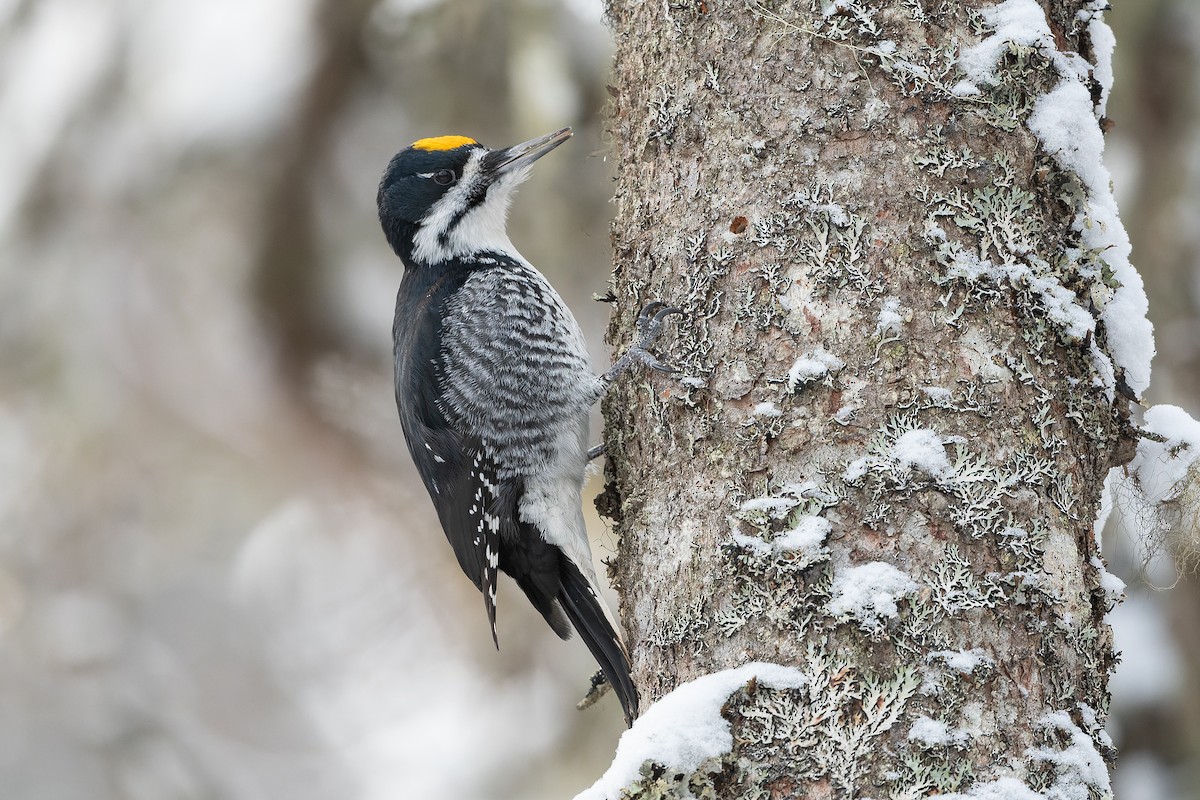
0;1;1196;798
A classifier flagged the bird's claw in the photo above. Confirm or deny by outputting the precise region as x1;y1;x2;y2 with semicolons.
631;302;683;373
603;300;684;382
633;347;679;375
576;669;611;711
635;301;683;349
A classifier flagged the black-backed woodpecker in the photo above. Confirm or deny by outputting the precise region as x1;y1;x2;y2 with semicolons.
378;128;679;726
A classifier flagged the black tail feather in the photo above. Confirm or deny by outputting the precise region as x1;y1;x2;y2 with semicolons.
557;557;639;726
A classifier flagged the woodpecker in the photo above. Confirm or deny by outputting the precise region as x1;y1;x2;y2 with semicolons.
378;127;678;726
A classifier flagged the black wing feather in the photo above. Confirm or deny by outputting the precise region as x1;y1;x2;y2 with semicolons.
394;267;502;644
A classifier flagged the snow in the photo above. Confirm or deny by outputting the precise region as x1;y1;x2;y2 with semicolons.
1089;555;1125;608
1129;404;1200;505
921;386;954;407
736;515;833;566
815;202;849;227
890;428;952;478
1026;79;1153;394
786;347;844;391
731;531;772;555
908;715;950;745
1084;8;1115;117
575;664;807;800
939;712;1116;800
946;250;1095;344
751;401;783;418
1029;711;1112;797
957;0;1088;88
826;562;919;631
1086;340;1117;401
955;0;1155;395
841;427;956;483
774;515;832;556
937;778;1047;800
733;491;831;566
842;457;869;482
737;495;798;520
951;79;983;98
958;0;1048;82
1077;703;1112;751
787;357;831;388
875;296;904;337
907;715;969;748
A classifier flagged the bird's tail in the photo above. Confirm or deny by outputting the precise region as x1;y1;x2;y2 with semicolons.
557;555;639;726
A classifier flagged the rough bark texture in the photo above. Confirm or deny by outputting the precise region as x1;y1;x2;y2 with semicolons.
598;1;1131;797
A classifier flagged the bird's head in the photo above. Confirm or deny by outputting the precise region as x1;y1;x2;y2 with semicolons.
377;127;572;267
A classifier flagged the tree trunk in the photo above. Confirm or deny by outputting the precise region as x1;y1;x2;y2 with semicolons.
593;1;1144;797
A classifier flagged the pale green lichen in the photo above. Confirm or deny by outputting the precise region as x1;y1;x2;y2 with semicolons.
929;545;1007;615
733;648;923;795
913;128;984;177
717;482;840;637
751;183;885;301
642;595;711;656
607;654;919;799
646;84;690;146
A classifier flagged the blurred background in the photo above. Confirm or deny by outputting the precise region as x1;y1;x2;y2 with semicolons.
0;1;1195;798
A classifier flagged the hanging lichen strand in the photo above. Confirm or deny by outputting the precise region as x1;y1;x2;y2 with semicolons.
593;0;1141;797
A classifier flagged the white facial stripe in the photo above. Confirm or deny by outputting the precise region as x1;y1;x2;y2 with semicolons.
411;150;529;264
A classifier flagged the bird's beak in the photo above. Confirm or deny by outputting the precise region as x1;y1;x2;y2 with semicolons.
486;127;573;177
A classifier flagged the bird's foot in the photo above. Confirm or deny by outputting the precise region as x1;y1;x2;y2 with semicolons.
575;669;611;712
586;443;606;461
602;301;683;382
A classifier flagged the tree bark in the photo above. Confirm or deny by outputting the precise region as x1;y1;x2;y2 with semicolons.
596;0;1138;796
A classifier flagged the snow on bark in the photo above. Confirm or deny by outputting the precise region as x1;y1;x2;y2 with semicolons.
889;428;953;478
1028;710;1114;799
826;561;919;633
573;664;806;800
785;347;844;391
938;777;1049;800
958;0;1154;395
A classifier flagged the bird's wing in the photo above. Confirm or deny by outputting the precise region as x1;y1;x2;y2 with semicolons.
395;261;597;648
399;396;504;647
394;271;502;646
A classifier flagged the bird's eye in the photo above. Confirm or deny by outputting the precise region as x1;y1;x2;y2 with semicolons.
433;170;456;186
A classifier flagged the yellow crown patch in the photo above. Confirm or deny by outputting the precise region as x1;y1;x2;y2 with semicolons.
411;135;478;152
